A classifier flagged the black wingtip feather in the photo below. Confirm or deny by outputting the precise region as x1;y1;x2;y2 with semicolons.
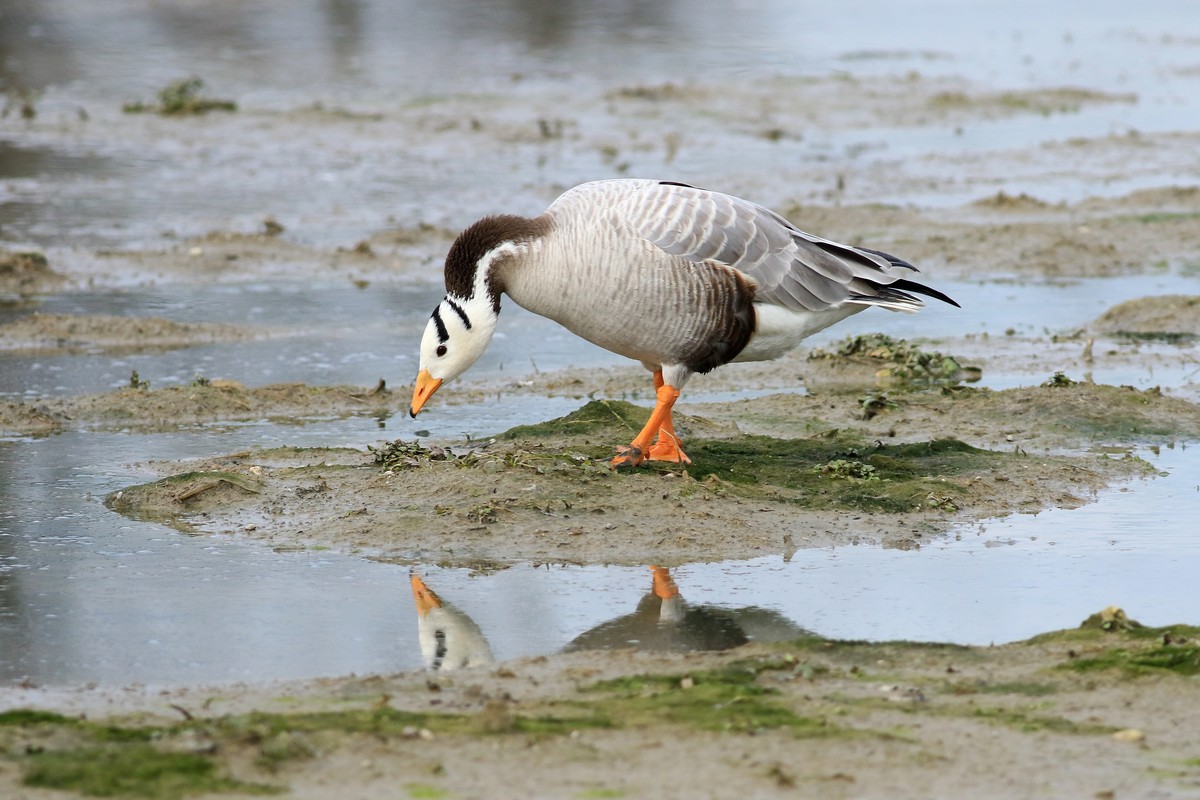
891;278;961;308
857;246;919;272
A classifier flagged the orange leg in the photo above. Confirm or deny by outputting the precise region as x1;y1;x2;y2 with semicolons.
648;370;690;464
611;371;691;467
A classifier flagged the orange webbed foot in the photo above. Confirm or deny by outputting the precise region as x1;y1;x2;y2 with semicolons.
610;445;646;469
647;435;691;464
611;376;686;470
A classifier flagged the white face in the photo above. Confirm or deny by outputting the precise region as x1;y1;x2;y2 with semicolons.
418;294;498;384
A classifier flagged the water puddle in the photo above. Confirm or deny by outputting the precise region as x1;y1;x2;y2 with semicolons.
4;271;1199;401
3;0;1197;248
2;420;1194;685
3;0;1199;690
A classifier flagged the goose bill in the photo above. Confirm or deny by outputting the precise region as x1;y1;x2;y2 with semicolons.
409;369;443;417
410;574;443;616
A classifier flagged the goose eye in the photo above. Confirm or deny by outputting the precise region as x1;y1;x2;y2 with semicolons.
435;345;448;357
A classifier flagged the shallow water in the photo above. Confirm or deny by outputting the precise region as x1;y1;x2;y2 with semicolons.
5;270;1199;401
3;0;1200;686
2;418;1195;685
3;0;1199;247
2;267;1196;685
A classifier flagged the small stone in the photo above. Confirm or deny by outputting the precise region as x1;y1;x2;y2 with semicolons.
1112;728;1144;743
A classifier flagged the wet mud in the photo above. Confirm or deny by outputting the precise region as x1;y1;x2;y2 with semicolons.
4;128;1200;800
3;614;1199;800
4;4;1200;796
97;384;1186;566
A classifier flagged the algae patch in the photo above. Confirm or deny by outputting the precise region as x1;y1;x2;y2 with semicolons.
24;746;275;799
684;436;989;513
497;400;998;513
583;663;839;736
0;705;611;798
499;399;649;442
1024;609;1200;677
123;77;237;116
807;333;981;388
0;710;276;798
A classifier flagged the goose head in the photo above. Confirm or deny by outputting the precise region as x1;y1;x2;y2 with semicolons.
409;291;499;416
409;214;549;418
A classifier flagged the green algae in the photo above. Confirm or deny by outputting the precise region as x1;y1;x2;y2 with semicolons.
683;436;987;513
497;400;998;513
1119;211;1200;224
963;706;1117;736
0;709;78;726
218;707;448;738
1042;371;1079;388
0;709;156;743
1023;614;1200;677
1026;620;1200;646
1112;330;1198;345
807;333;981;388
943;382;1200;442
1;705;611;797
24;746;277;799
831;687;1114;736
944;680;1059;697
584;665;839;735
123;78;237;116
1;710;275;798
1066;644;1200;677
500;399;648;441
782;635;974;674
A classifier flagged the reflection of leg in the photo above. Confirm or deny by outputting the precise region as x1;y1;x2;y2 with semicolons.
650;565;685;624
611;380;682;468
650;565;679;599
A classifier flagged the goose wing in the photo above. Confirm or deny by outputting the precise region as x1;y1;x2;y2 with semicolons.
556;179;950;312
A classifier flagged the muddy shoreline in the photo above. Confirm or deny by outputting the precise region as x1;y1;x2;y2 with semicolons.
4;614;1200;800
4;193;1200;797
5;10;1200;795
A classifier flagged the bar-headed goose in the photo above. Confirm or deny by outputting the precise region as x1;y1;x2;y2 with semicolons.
410;179;958;467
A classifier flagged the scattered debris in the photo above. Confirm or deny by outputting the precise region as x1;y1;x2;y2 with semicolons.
808;333;981;388
123;77;237;116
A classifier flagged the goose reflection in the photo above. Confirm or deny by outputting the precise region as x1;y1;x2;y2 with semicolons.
564;566;809;653
408;566;809;670
410;573;495;671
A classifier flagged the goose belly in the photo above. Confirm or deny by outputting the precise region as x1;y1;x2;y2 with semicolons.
734;302;864;363
509;275;696;364
504;243;743;367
